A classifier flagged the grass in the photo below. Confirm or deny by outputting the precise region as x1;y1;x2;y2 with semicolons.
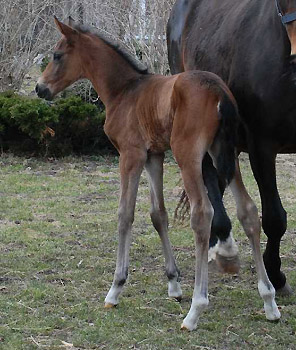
0;152;296;350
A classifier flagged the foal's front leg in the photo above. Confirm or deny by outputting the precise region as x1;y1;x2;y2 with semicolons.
105;150;147;307
145;153;182;300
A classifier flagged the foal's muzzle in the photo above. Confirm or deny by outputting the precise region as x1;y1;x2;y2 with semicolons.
35;83;53;100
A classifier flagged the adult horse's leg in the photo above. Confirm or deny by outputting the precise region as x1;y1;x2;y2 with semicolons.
248;142;292;295
105;150;147;307
230;159;280;320
145;153;182;300
202;154;239;273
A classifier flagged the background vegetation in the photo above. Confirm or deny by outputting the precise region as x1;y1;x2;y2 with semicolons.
0;92;113;156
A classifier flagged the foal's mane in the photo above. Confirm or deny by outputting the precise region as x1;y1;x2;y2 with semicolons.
72;22;149;75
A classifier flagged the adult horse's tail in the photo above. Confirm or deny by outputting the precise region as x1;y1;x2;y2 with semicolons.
210;90;238;185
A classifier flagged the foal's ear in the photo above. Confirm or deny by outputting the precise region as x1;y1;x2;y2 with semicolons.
68;16;76;28
54;17;78;40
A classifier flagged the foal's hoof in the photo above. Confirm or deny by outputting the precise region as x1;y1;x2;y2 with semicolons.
276;282;293;297
216;253;240;274
180;323;191;331
104;302;117;309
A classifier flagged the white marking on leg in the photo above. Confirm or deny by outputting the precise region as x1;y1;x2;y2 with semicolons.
181;296;209;331
105;284;124;306
208;244;218;262
216;232;238;258
258;280;281;321
168;279;182;299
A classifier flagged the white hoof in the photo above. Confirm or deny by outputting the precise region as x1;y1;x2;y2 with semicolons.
181;317;198;332
168;280;182;301
264;301;281;321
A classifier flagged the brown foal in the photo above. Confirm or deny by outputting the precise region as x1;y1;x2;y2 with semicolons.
36;18;280;330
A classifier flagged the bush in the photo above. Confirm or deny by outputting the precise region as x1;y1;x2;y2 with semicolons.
0;91;24;133
10;99;58;140
0;92;114;156
51;96;110;155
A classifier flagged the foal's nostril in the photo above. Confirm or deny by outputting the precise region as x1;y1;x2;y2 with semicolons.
35;83;53;100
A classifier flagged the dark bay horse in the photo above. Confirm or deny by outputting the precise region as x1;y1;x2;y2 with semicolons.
36;18;279;330
167;0;296;296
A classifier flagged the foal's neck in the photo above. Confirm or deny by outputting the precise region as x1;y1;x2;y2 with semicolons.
80;34;144;106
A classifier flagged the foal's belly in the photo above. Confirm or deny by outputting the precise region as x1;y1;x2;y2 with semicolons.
145;133;172;153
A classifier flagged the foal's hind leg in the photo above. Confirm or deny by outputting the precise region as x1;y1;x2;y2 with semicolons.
229;159;280;320
105;150;147;307
145;153;182;300
173;143;213;331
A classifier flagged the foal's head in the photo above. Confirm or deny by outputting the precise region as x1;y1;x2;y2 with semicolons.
36;18;84;100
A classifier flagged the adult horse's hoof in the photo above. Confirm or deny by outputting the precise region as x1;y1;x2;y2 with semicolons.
104;302;117;308
216;253;240;274
276;282;293;297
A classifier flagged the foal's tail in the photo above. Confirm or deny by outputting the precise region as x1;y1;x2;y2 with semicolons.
210;90;238;185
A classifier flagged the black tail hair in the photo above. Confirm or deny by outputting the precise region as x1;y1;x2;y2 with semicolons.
212;91;238;185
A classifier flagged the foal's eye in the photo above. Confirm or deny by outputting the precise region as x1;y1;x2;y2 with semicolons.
53;52;63;61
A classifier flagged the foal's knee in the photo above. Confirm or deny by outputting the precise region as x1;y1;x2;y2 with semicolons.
118;208;134;230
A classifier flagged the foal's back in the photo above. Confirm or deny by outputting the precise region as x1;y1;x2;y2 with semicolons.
105;70;228;154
